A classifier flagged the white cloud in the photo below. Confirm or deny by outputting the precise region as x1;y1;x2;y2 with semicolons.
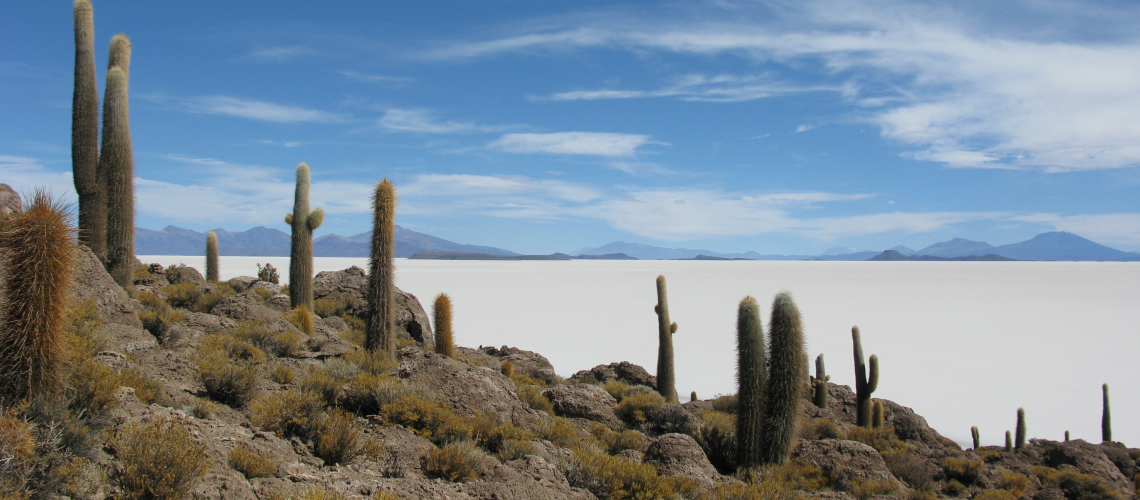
247;46;316;62
1011;213;1140;247
488;132;666;157
0;155;76;204
186;96;344;123
378;108;509;133
341;71;415;85
794;124;816;133
429;0;1140;172
544;74;839;103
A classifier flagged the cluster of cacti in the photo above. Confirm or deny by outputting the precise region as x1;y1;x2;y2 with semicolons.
71;1;136;288
654;275;678;402
285;163;324;310
205;230;219;282
851;326;879;428
366;179;396;356
0;191;75;400
735;292;806;468
1015;408;1026;449
810;353;828;408
433;293;455;358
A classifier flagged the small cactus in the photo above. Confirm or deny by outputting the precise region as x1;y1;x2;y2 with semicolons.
761;292;806;465
971;426;980;450
285;163;323;310
0;191;75;400
654;275;678;402
71;0;101;255
1015;408;1026;449
852;326;878;427
691;391;698;402
1005;430;1012;451
811;353;829;409
433;293;454;358
500;360;515;378
98;65;134;288
872;400;885;428
205;231;218;282
1065;430;1070;442
366;179;396;356
1102;384;1111;443
735;296;766;469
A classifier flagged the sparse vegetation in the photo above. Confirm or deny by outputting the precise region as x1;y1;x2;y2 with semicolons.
111;417;210;500
423;441;484;482
249;388;325;439
195;334;264;406
228;445;279;478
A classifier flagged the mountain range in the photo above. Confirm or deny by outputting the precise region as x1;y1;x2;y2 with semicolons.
136;226;1140;262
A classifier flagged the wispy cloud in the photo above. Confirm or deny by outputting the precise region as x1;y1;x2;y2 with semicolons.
426;0;1140;172
0;155;76;203
246;46;316;62
142;94;346;123
488;132;667;157
341;71;415;85
378;108;511;133
544;74;839;103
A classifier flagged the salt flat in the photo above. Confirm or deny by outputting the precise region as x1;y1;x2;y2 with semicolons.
145;255;1140;447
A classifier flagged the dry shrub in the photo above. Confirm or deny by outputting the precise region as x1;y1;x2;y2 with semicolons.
497;438;537;461
997;470;1033;498
371;492;399;500
341;373;416;415
975;490;1019;500
1030;465;1121;500
111;417;210;500
195;335;264;406
190;398;218;419
943;479;967;496
978;449;1002;462
137;291;184;341
0;412;34;492
256;263;280;284
588;422;646;454
539;417;579;448
882;449;932;491
307;335;328;352
64;300;107;361
249;389;325;439
117;367;167;405
284;306;315;336
300;361;358;406
614;391;665;426
711;394;739;414
424;441;485;482
233;319;303;358
516;384;554;415
843;426;907;453
941;456;983;484
801;417;841;440
228;445;279;478
296;488;347;500
68;358;121;416
379;394;459;442
568;447;676;499
313;299;348;318
499;360;515;378
851;477;899;499
473;418;536;456
270;363;296;385
312;408;363;465
253;288;275;301
695;410;736;474
603;380;630;401
161;282;202;309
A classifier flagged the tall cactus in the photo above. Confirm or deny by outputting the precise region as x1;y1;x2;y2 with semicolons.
98;65;134;288
735;296;766;469
654;275;678;402
71;0;101;255
761;292;806;465
852;326;878;427
0;191;75;400
108;33;130;77
872;400;885;428
285;163;323;310
1102;384;1111;443
1015;408;1026;449
366;179;396;356
205;231;218;282
811;353;829;409
971;426;980;450
433;293;454;358
1065;431;1070;442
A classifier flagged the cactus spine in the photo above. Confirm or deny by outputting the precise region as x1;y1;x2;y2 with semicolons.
205;231;218;282
735;296;766;469
761;292;806;465
872;400;885;428
433;293;454;358
1101;384;1111;443
852;326;878;427
285;163;323;310
72;0;102;255
654;275;678;402
98;65;134;288
1004;430;1012;451
1015;408;1026;449
811;353;829;409
0;192;75;400
366;179;396;356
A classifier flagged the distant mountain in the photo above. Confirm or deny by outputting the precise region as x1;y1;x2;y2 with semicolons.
868;250;1016;261
890;245;916;256
917;238;994;258
409;252;562;261
968;232;1140;261
822;246;874;256
136;225;518;258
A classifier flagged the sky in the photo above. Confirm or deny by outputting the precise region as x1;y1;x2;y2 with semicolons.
3;0;1140;255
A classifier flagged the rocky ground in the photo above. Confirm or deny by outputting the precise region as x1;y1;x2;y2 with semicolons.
1;185;1137;500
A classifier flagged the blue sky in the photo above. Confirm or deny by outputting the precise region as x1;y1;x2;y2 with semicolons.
4;0;1140;255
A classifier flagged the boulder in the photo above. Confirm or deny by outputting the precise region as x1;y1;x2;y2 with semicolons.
792;439;902;487
94;323;158;355
0;183;19;217
461;455;595;500
542;384;622;430
1039;440;1135;498
312;266;433;347
180;312;237;336
643;433;725;487
570;361;656;389
478;345;561;384
397;348;546;429
210;291;304;337
165;263;206;285
71;245;142;328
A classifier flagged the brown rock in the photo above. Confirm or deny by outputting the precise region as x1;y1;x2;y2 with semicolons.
312;266;433;347
0;183;20;218
71;245;142;328
543;384;622;430
643;433;725;487
793;439;903;487
165;263;206;285
1039;440;1135;498
210;290;304;337
478;345;561;384
570;361;656;389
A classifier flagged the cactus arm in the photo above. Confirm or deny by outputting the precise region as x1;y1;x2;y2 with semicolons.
307;208;324;230
285;213;293;225
867;354;879;393
670;322;678;334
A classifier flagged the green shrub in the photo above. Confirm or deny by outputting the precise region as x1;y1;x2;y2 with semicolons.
284;306;315;336
997;470;1032;497
882;449;932;491
253;288;274;301
695;410;736;474
195;335;263;406
424;441;484;482
111;417;210;500
516;384;554;415
843;426;907;453
941;456;982;484
189;398;218;419
379;394;461;442
228;445;278;478
614;391;665;426
497;438;537;461
539;417;579;448
249;389;325;439
588;422;646;454
342;349;396;374
1031;465;1121;500
300;361;357;406
256;263;279;284
161;282;202;309
851;477;899;500
711;394;739;414
568;448;672;499
978;449;1002;462
64;300;107;361
137;291;184;341
192;283;235;313
801;417;842;440
313;299;348;318
341;373;415;415
233;319;303;358
603;380;630;401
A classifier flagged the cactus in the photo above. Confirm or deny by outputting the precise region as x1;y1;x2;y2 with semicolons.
500;360;514;378
1065;430;1070;442
691;391;698;402
98;65;134;288
205;231;218;282
971;426;980;450
852;326;879;427
108;33;130;77
365;179;396;356
1015;408;1026;449
811;353;829;409
285;163;323;310
1004;430;1012;451
654;275;678;402
71;0;102;255
872;400;885;428
735;296;766;469
761;292;806;465
0;191;75;400
1101;384;1111;443
433;293;454;358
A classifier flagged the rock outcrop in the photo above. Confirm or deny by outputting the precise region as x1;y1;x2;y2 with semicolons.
72;244;143;328
312;266;433;347
570;361;657;389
